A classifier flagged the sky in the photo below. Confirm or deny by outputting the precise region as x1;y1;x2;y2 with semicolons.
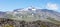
0;0;60;12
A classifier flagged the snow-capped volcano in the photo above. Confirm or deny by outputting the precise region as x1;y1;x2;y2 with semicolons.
14;6;37;12
0;7;60;22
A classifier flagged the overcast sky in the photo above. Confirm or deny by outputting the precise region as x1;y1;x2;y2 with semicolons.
0;0;60;12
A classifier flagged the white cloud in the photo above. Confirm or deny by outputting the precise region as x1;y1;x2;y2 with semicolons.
46;3;59;11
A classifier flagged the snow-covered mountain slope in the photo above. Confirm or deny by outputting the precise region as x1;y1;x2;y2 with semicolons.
0;7;60;22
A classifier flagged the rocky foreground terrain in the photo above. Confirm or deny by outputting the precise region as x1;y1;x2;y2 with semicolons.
0;18;60;27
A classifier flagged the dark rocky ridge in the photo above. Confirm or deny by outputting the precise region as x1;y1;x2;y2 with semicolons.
0;18;60;27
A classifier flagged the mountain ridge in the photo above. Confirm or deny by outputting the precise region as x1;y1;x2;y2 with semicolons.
0;7;60;21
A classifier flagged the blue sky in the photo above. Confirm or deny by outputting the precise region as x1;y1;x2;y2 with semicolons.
0;0;60;12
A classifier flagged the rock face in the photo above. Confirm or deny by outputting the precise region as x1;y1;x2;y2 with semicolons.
0;18;60;27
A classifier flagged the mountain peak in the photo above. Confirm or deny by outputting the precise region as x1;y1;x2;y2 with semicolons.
14;6;37;12
27;6;36;11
